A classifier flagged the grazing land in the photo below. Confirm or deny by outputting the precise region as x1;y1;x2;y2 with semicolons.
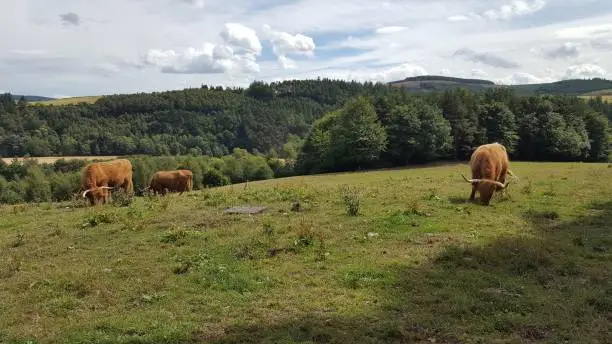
1;162;611;344
28;96;102;106
0;155;118;164
580;94;612;102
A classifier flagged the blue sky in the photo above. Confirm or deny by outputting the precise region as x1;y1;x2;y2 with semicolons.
1;0;612;97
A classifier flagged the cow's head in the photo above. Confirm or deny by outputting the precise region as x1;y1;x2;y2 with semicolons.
82;186;114;205
461;174;510;205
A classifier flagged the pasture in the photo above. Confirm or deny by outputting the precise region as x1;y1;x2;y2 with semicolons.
28;96;103;106
1;162;611;343
580;94;612;102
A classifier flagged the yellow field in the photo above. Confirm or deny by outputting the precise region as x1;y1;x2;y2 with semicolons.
29;96;103;106
1;155;118;164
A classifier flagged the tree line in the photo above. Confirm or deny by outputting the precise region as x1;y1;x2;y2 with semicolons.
297;88;611;174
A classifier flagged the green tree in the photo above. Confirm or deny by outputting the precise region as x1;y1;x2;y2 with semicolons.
328;96;388;171
384;100;452;164
477;102;519;153
582;110;611;161
540;112;590;161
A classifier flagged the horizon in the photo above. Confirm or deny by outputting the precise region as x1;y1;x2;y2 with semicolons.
5;74;612;99
2;0;612;97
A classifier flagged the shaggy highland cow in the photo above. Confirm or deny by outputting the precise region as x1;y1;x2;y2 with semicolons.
461;142;517;205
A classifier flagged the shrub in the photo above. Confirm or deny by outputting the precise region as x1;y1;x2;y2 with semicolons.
203;168;230;187
341;185;361;216
23;166;51;203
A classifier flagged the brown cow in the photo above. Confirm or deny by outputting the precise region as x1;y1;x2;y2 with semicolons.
461;142;517;205
81;159;134;205
147;169;193;196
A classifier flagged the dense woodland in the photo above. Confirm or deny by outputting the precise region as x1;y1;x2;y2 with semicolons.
0;78;611;204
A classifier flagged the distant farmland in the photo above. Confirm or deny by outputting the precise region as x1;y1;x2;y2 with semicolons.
29;96;102;106
1;155;118;164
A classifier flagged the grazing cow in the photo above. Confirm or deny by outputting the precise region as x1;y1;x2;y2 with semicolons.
81;159;134;205
147;169;193;196
461;142;516;205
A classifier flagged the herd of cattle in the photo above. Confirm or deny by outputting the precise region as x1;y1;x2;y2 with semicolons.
78;142;517;206
80;159;194;205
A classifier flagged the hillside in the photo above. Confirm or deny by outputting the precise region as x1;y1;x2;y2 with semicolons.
1;162;611;343
389;75;612;96
28;95;102;106
10;94;55;102
1;78;610;165
388;75;496;93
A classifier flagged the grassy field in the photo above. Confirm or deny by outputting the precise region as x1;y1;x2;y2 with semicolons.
1;162;611;343
1;156;118;164
28;96;103;106
579;94;612;102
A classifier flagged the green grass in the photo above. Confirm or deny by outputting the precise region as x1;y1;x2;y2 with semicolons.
1;162;611;343
29;96;102;106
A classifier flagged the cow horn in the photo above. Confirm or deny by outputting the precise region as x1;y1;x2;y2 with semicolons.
82;189;91;198
461;174;508;188
100;186;115;190
507;169;520;181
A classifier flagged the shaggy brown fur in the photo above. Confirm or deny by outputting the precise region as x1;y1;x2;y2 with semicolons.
147;169;193;196
461;142;514;205
81;159;134;205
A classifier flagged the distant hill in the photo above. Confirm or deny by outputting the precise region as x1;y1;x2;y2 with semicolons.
10;94;56;102
389;75;612;96
388;75;496;93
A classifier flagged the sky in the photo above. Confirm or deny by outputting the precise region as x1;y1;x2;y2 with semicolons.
1;0;612;98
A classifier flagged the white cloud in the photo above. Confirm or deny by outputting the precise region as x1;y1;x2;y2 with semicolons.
471;68;488;78
449;0;547;22
563;63;607;79
1;0;612;96
143;22;264;74
483;0;546;20
375;26;408;34
220;23;263;55
274;63;427;84
536;42;581;59
179;0;205;8
590;37;612;50
262;24;315;69
453;48;520;69
278;55;297;70
447;15;470;22
143;44;259;74
496;72;551;85
555;23;612;39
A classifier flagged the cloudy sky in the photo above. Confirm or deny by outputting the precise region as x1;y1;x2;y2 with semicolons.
1;0;612;97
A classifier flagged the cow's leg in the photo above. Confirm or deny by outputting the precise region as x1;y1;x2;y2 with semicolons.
469;183;477;201
126;178;134;195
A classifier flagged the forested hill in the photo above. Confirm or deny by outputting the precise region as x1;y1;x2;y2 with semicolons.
0;78;611;165
390;75;612;96
10;94;56;102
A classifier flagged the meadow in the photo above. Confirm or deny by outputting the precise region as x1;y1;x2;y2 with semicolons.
1;161;611;344
28;96;102;106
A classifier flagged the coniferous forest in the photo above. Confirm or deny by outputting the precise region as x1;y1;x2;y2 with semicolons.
0;78;610;204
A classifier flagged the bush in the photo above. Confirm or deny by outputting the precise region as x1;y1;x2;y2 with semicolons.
49;172;81;202
23;167;51;202
341;185;361;216
203;168;230;187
